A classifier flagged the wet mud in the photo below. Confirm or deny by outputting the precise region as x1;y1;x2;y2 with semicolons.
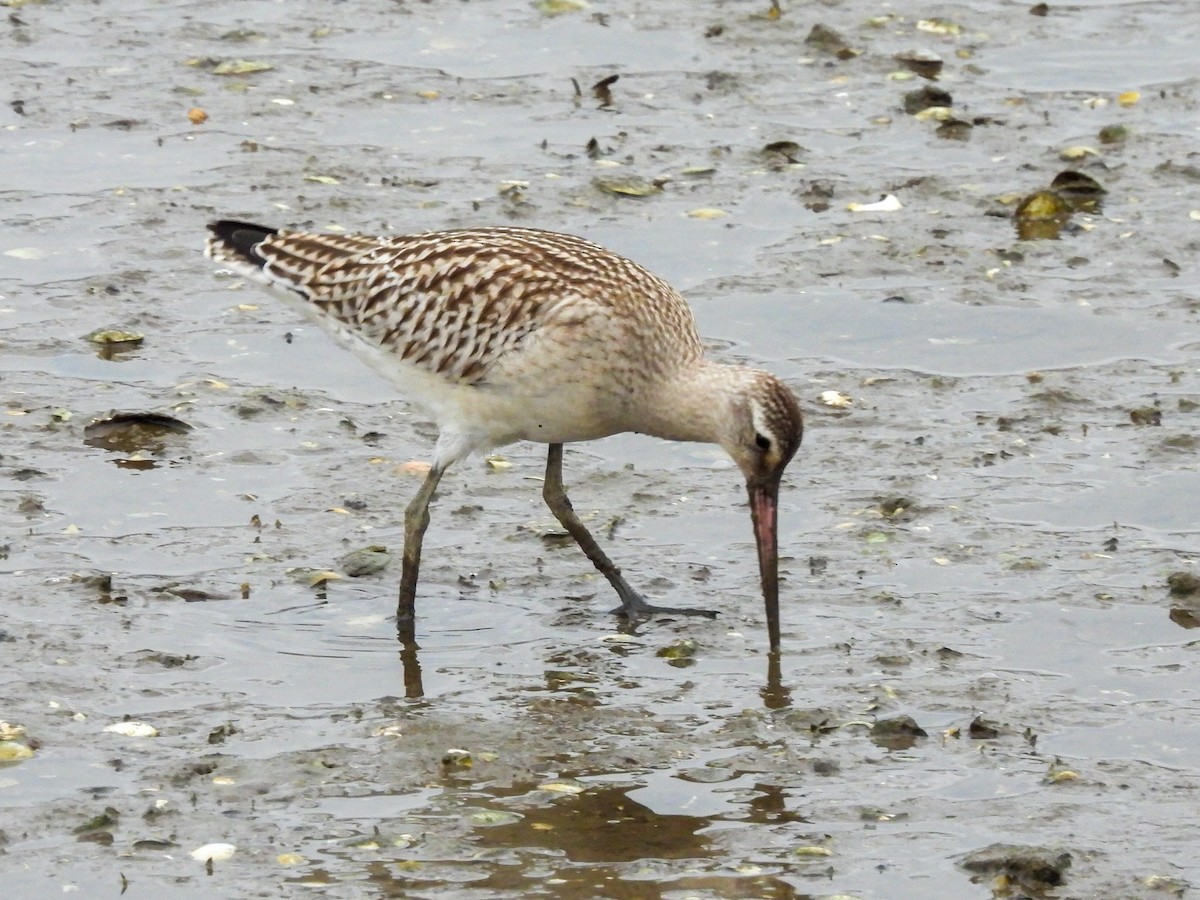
3;0;1199;897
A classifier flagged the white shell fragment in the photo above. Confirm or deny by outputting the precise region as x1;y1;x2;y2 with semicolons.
820;390;853;408
847;194;903;213
190;842;237;862
103;721;159;738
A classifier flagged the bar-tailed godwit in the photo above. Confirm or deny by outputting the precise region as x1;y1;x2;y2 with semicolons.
205;222;803;650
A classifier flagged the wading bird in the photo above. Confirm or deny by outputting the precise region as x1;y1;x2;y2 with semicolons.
205;221;803;650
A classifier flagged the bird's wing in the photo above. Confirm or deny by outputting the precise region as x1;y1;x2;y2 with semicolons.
207;224;701;387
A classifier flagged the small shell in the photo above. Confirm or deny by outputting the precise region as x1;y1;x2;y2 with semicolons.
793;845;835;858
656;638;698;660
190;843;237;862
593;175;663;197
916;18;961;35
212;59;272;76
85;328;144;345
465;808;523;826
0;741;35;763
847;194;902;213
538;782;584;794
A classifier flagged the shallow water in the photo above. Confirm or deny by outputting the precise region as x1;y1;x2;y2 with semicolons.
3;0;1200;897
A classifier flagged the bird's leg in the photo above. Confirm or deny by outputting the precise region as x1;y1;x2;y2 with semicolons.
542;443;718;621
397;462;446;645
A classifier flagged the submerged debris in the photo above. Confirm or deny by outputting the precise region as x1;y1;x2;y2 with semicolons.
211;59;273;76
538;781;585;794
904;84;952;115
465;808;523;826
1167;572;1200;597
936;118;973;140
792;843;835;859
1098;123;1130;145
339;545;392;577
1014;190;1072;240
760;140;804;165
878;497;911;519
74;808;119;836
1128;405;1162;426
533;0;588;15
751;0;783;22
656;638;698;664
441;748;473;769
84;327;144;347
592;175;664;197
871;715;928;750
83;412;192;460
1051;170;1106;212
592;74;618;108
968;716;1001;739
959;843;1072;893
917;18;963;36
1011;170;1105;239
804;24;859;58
894;49;943;80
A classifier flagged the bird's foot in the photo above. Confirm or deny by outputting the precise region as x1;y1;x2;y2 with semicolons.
611;590;719;621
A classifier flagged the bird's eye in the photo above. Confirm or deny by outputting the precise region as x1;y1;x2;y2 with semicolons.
755;433;771;451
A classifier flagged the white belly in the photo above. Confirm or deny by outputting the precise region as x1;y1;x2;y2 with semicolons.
316;315;622;455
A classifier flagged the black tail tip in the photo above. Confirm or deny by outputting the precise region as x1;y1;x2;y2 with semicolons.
208;220;277;264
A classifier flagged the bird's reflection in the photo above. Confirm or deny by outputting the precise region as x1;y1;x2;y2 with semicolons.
761;650;792;709
397;630;790;708
398;639;424;699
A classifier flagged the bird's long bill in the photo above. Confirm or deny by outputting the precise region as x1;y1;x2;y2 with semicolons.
748;477;782;653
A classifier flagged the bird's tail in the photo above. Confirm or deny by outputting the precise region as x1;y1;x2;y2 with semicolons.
204;220;277;273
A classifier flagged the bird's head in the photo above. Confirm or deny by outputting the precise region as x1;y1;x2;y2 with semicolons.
718;372;804;653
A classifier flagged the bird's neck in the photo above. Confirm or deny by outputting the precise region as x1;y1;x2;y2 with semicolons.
635;361;751;446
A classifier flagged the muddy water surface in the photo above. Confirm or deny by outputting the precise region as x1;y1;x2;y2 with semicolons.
3;0;1200;897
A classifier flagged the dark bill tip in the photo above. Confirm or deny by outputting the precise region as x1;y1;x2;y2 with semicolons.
748;478;781;652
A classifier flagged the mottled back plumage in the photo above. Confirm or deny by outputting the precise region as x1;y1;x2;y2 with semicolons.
207;222;702;384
